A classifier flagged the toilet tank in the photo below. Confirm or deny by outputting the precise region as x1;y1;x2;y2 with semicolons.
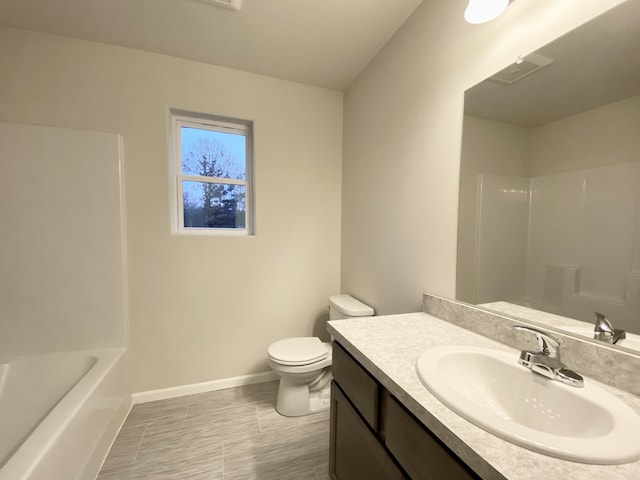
328;294;374;320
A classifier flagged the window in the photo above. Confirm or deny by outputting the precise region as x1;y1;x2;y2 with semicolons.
170;110;254;235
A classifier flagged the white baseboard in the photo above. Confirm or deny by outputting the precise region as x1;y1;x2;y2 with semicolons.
132;371;279;404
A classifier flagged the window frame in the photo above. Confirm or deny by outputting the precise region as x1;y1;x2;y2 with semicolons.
169;109;254;236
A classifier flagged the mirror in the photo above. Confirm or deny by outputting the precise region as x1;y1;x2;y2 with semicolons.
457;0;640;353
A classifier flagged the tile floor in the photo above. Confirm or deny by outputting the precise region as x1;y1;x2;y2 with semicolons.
98;381;330;480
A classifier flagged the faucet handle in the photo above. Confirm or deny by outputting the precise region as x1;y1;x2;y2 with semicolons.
514;325;562;357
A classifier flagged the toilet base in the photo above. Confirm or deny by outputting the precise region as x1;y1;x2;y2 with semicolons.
275;376;332;417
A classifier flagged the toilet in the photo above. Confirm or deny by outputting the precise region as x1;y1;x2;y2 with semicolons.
267;294;374;417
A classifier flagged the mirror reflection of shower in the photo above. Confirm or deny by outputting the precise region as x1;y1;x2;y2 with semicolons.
467;160;640;334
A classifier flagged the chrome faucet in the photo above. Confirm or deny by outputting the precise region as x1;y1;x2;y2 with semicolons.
514;325;584;388
594;312;626;345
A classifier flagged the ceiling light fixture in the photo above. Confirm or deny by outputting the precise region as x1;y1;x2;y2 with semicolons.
464;0;509;24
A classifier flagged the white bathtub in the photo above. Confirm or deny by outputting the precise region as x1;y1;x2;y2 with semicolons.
0;349;130;480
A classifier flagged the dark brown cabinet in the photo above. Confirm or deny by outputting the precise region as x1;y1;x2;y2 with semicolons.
329;342;480;480
330;382;404;480
331;337;380;430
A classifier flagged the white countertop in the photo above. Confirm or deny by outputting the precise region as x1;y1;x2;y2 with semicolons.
327;312;640;480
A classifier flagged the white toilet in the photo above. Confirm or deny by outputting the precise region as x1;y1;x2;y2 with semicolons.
267;294;374;417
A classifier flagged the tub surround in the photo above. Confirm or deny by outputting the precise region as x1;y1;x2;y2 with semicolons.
424;294;640;396
327;313;640;479
0;123;130;479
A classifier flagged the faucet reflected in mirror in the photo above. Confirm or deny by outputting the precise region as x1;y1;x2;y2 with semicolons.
593;312;626;345
456;0;640;353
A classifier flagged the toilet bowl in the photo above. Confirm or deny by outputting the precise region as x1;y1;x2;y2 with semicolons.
267;294;374;417
267;337;333;417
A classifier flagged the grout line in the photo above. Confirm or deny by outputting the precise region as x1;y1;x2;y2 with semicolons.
221;442;225;479
255;403;263;434
186;393;193;416
131;423;149;464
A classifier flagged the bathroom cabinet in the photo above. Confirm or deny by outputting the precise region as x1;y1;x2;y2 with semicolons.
329;341;480;480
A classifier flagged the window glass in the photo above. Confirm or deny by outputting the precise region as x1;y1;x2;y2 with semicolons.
182;181;246;229
180;127;246;180
170;111;253;235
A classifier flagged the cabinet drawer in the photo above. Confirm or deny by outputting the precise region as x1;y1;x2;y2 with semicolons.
384;395;479;480
330;382;404;480
332;342;379;430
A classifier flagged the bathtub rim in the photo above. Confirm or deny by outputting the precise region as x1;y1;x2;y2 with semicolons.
0;348;126;480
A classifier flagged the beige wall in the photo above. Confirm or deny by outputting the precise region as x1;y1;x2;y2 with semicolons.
0;28;343;392
341;0;628;315
530;94;640;176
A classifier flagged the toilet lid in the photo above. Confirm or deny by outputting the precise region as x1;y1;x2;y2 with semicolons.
268;337;329;365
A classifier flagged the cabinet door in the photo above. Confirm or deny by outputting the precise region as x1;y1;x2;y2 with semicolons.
332;342;379;430
384;394;479;480
329;382;403;480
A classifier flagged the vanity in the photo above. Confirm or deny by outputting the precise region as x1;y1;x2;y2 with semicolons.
329;340;478;479
327;310;640;480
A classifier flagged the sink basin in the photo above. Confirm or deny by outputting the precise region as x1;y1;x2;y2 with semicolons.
416;346;640;464
561;325;640;353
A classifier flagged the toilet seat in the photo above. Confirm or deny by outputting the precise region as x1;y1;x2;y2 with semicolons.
268;337;330;366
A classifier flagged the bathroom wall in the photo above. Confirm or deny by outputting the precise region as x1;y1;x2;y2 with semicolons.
0;122;127;356
0;28;343;392
529;95;640;176
341;0;628;315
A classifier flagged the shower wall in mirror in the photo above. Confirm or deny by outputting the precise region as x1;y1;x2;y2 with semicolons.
457;0;640;342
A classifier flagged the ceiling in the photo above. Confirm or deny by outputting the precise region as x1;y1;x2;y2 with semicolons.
0;0;423;91
465;0;640;127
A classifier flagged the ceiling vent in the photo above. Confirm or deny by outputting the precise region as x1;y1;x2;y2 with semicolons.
193;0;242;11
490;53;553;85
